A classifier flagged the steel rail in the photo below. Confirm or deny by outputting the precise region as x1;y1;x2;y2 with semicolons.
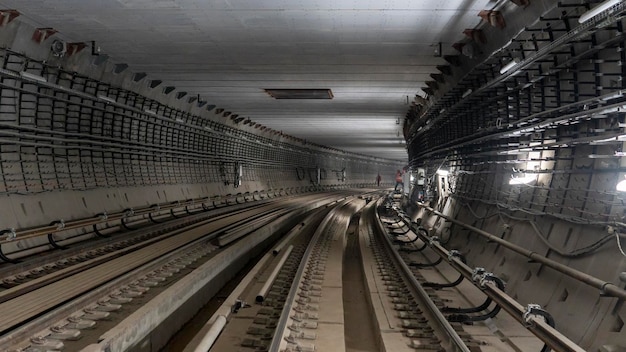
374;201;471;352
0;202;278;304
0;191;348;344
0;203;289;334
425;234;584;351
0;192;341;299
267;198;352;352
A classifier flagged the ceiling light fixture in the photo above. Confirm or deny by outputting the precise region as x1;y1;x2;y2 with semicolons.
578;0;622;23
500;58;520;74
19;71;47;83
97;95;116;104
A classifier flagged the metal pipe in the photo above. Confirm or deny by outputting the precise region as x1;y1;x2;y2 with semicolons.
419;204;626;300
391;207;586;351
1;197;207;245
193;315;226;352
256;245;293;303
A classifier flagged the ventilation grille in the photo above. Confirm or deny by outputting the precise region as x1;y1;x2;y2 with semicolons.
265;89;333;99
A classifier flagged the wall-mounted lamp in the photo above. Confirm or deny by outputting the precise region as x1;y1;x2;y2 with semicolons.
579;0;621;23
500;58;520;74
616;176;626;192
433;42;442;57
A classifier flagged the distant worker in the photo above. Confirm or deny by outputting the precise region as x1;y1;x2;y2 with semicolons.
394;169;404;192
376;173;382;186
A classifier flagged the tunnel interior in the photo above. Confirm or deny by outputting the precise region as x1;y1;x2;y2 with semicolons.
0;1;624;351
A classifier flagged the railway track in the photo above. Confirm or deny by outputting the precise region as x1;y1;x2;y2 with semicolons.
1;190;586;351
187;193;586;352
1;192;355;352
195;195;476;351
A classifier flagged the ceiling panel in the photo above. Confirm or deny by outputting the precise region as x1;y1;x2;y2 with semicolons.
0;0;494;161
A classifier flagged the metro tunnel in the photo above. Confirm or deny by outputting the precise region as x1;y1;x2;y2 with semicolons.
0;1;623;351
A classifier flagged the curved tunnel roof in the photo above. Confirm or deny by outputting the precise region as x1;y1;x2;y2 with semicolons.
0;0;500;161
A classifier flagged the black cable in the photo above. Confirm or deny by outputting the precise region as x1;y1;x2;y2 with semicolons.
295;167;305;180
443;296;492;314
446;275;505;323
423;254;467;288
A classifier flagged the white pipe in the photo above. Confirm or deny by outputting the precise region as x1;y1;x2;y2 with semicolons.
256;245;293;303
193;315;226;352
272;222;305;255
272;242;286;256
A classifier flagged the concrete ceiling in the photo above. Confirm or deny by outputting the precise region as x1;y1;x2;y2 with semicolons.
0;0;496;161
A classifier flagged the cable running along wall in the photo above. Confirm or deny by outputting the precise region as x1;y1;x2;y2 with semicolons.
0;49;397;194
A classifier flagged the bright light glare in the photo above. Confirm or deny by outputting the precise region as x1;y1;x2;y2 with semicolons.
410;175;415;182
500;59;520;74
436;169;449;176
617;179;626;192
578;0;621;23
509;174;536;185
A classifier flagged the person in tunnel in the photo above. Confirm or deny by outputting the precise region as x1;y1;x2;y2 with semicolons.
376;173;382;186
394;169;404;192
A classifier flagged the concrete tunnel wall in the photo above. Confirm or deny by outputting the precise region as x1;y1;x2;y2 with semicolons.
402;1;626;349
0;18;402;242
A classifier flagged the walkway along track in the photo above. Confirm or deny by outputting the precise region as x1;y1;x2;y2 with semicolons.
1;192;353;352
